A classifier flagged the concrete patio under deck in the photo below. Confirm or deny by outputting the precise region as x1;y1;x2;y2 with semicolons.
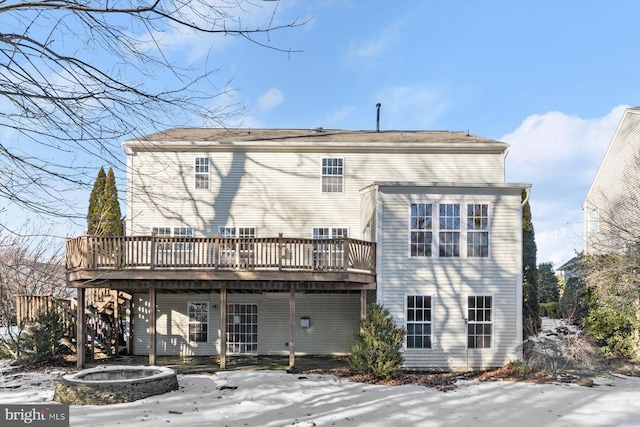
85;355;351;375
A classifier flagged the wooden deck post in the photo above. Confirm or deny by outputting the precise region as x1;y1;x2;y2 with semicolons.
360;289;367;333
219;288;227;369
113;290;120;357
76;288;85;369
126;298;133;355
149;286;156;366
289;285;296;369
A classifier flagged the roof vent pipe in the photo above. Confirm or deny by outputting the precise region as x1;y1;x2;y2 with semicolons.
376;103;381;132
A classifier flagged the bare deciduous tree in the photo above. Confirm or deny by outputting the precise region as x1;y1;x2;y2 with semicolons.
0;224;68;358
1;0;306;222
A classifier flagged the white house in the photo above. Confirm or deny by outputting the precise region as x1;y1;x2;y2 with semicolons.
584;107;640;255
66;127;530;370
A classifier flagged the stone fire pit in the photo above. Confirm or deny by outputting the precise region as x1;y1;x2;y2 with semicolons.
54;365;178;405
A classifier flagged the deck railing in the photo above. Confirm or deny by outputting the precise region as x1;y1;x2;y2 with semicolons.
66;235;376;274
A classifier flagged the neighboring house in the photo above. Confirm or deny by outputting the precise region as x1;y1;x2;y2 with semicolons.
583;107;640;255
66;128;530;371
557;257;579;285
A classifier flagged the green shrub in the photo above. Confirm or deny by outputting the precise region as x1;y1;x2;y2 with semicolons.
18;308;72;366
347;303;406;380
584;297;637;359
539;302;560;318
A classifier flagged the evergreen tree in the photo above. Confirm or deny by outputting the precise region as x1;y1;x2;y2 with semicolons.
87;167;123;236
537;262;560;303
348;304;406;380
87;167;106;234
522;189;540;336
103;168;123;236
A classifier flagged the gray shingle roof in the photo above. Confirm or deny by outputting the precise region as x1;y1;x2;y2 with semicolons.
135;128;501;144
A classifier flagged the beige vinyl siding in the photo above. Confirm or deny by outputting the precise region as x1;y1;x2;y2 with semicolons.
133;293;220;356
127;150;504;237
360;186;377;241
133;292;360;357
584;110;640;254
376;185;522;370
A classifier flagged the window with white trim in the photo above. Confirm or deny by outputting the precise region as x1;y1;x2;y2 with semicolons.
321;158;344;193
467;295;492;349
409;202;490;258
587;208;599;236
467;204;489;257
406;295;432;349
195;157;210;190
227;303;258;354
188;302;209;342
151;226;194;264
218;226;256;266
439;203;460;257
313;227;348;267
410;203;433;257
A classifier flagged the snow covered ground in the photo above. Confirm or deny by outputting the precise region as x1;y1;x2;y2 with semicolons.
1;318;639;427
1;363;639;427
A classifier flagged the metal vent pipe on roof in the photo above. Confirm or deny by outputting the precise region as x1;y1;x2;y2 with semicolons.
376;103;381;132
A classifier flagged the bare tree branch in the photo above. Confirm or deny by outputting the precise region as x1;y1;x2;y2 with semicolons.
0;0;308;224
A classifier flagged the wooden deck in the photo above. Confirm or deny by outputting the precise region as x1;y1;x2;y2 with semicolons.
66;235;376;289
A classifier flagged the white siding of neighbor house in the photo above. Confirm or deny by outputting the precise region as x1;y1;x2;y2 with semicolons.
132;292;360;357
375;185;523;370
584;109;640;254
126;149;504;237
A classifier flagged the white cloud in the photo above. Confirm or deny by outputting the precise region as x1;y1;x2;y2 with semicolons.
257;88;285;111
503;105;629;266
503;106;627;184
321;105;356;127
348;22;401;60
376;86;449;129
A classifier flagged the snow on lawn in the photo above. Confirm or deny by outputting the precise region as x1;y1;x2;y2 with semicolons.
1;362;639;427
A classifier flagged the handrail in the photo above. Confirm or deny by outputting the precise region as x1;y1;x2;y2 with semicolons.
65;235;376;274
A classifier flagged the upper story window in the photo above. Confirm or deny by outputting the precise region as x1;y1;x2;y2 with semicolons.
467;204;489;257
195;157;210;190
410;203;433;257
219;226;256;238
410;202;490;258
439;203;460;257
313;227;348;268
587;208;599;236
321;158;344;193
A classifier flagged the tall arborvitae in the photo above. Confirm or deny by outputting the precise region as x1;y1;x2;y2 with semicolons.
87;167;123;236
103;168;123;236
87;167;106;235
522;189;540;336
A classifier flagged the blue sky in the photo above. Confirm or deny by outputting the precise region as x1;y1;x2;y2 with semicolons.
2;0;640;268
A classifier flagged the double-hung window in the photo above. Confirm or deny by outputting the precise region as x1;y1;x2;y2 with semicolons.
152;226;194;265
467;295;492;349
587;208;599;236
467;204;489;257
410;202;489;258
406;295;432;349
219;226;256;266
188;302;209;343
321;158;344;193
410;203;433;257
439;203;461;257
195;157;210;190
313;227;348;267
